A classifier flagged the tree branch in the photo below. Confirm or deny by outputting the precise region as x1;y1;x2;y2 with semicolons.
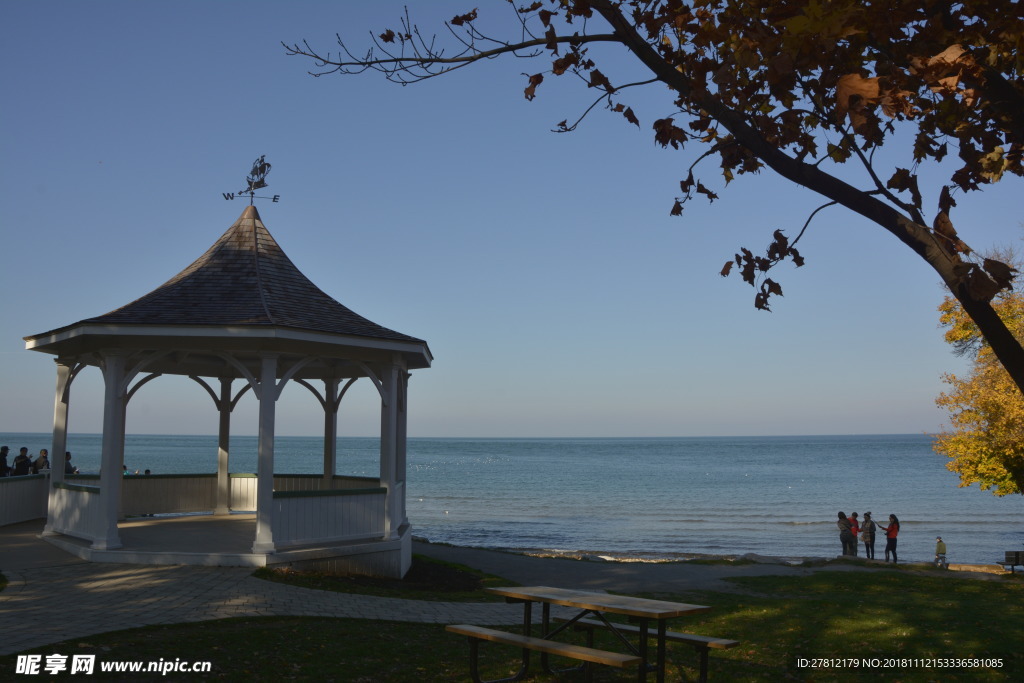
793;201;837;248
587;0;1024;394
553;78;657;132
286;1;1024;397
283;33;622;82
846;132;927;225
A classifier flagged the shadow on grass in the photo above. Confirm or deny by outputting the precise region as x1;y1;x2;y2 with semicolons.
253;554;511;602
656;570;1024;681
2;564;1021;681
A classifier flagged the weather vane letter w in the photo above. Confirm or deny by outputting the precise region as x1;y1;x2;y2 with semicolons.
222;155;281;204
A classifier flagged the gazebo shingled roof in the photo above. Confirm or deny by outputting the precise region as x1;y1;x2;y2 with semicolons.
33;205;425;344
25;205;431;374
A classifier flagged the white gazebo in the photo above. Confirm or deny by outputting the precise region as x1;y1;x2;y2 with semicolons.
24;205;431;578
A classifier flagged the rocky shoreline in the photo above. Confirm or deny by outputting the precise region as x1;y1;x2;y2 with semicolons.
413;537;1011;575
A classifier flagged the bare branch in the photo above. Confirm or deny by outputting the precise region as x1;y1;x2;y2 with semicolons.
792;201;837;247
845;131;927;225
283;33;621;84
554;93;612;132
553;78;658;132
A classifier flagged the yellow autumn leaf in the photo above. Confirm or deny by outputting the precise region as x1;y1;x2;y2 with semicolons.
934;274;1024;496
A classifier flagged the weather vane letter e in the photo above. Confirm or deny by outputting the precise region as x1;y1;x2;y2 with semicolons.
222;155;280;204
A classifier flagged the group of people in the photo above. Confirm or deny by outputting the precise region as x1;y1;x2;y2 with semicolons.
0;445;78;477
836;511;901;562
0;446;50;476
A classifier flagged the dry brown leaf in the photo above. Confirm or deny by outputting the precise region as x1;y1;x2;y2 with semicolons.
836;74;880;121
966;267;1002;302
929;44;968;67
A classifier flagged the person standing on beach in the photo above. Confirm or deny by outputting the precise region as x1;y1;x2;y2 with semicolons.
849;512;860;556
935;536;948;569
877;514;900;563
861;512;877;559
837;512;854;555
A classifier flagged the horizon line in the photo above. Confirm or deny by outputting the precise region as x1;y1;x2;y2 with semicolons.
0;431;937;440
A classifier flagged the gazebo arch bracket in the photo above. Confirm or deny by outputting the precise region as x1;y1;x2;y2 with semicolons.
189;375;253;515
294;376;359;480
126;372;163;403
350;360;386;405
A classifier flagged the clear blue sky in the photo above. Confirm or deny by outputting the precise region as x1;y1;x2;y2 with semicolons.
1;1;1019;438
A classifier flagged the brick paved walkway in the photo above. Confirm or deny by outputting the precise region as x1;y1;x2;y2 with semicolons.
0;562;526;656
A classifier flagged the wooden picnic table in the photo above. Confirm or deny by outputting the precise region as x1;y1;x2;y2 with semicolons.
485;585;711;682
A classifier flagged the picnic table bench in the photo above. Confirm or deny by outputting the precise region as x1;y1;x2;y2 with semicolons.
998;551;1023;573
558;616;740;683
446;624;641;682
448;586;712;682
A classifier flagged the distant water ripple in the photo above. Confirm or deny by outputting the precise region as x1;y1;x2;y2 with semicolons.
3;433;1021;564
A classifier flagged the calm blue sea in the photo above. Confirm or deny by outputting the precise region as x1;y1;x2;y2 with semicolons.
3;433;1021;565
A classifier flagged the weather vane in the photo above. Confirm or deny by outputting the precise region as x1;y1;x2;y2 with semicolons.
222;155;280;204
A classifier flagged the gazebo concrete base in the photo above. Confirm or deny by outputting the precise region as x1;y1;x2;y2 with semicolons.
39;513;412;578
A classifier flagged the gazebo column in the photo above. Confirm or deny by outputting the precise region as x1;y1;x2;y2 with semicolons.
49;359;74;486
216;378;233;515
298;376;355;481
397;371;409;528
118;398;129;520
191;374;249;516
43;358;76;535
379;362;401;540
96;351;128;550
253;354;278;554
322;378;340;480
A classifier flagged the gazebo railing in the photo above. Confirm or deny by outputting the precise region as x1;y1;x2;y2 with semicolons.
56;473;381;517
48;480;105;542
11;473;392;550
126;473;218;515
0;473;49;527
272;487;388;547
230;474;380;511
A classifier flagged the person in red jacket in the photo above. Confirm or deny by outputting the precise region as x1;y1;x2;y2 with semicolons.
877;514;900;563
848;512;860;556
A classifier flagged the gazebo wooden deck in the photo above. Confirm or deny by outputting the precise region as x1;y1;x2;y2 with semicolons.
23;205;431;577
42;512;403;571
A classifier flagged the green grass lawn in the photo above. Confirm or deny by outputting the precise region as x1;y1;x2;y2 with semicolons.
2;561;1021;681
